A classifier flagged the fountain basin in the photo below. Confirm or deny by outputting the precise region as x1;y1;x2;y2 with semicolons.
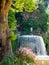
35;55;49;60
35;55;49;65
18;35;49;65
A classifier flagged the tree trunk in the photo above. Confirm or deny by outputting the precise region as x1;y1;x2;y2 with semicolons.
0;0;12;61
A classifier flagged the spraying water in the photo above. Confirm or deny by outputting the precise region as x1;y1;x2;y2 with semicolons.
18;35;47;55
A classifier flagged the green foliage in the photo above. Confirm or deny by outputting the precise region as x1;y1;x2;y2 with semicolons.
42;0;48;8
1;55;15;65
12;0;38;12
1;52;34;65
8;10;16;31
16;51;34;65
12;39;18;52
17;5;48;35
18;17;48;35
8;0;38;40
35;5;48;32
10;31;18;40
8;10;18;40
44;37;49;54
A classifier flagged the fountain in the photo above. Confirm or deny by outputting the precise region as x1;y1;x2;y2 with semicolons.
18;27;49;64
18;35;49;65
18;35;47;55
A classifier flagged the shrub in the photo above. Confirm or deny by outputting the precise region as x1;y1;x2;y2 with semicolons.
1;49;34;65
44;37;49;55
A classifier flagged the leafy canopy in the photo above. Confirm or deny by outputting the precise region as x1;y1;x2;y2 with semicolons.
8;0;38;40
16;5;48;35
12;0;38;12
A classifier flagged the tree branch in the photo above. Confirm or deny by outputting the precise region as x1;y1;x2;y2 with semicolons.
0;0;6;12
5;0;12;11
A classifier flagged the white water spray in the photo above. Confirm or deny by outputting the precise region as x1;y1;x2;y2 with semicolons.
19;35;47;55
